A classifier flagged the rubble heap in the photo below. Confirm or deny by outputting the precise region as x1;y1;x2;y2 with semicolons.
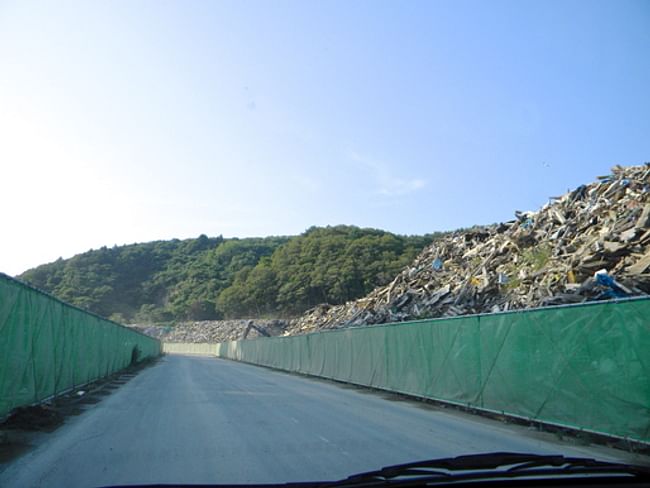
285;164;650;336
129;319;288;343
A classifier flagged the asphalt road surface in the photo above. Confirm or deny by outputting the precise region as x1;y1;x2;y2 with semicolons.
0;354;642;487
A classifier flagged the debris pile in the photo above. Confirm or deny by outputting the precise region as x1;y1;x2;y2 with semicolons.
130;319;288;343
129;319;287;343
2;405;64;431
285;164;650;335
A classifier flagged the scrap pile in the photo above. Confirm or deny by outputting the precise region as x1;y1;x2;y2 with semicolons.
130;319;288;343
285;164;650;335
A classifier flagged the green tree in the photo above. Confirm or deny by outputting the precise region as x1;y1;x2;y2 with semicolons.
19;227;440;322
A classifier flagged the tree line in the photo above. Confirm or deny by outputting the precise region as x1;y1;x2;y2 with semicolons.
19;226;439;323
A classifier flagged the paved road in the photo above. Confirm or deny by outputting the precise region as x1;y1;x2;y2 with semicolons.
0;355;641;487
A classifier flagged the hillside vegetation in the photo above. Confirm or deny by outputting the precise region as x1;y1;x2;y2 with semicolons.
19;226;437;322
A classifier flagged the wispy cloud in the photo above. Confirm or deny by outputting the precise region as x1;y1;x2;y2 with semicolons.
347;150;427;197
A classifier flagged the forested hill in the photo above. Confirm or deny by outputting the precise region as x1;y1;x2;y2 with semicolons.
19;226;437;323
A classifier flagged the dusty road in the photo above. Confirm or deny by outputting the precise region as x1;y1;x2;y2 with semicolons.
0;354;641;487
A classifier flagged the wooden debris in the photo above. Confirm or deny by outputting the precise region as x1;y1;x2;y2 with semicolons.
284;163;650;336
129;319;288;343
627;250;650;275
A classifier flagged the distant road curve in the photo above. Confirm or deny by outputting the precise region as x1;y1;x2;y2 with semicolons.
0;355;638;487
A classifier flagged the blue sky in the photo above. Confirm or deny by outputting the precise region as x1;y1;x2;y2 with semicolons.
1;0;649;275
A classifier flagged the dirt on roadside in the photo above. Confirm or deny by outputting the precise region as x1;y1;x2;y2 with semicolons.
0;357;159;465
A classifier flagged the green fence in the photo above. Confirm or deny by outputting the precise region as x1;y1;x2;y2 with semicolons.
0;273;161;418
216;298;650;444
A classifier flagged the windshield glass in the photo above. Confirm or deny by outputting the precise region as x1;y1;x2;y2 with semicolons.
1;1;649;487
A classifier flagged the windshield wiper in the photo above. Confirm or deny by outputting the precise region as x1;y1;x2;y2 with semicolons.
320;452;650;487
101;453;650;488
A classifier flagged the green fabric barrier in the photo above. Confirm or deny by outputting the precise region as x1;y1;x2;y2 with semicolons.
0;273;161;418
216;298;650;444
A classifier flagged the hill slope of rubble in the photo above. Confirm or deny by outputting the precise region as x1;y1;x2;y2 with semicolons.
129;319;288;343
285;164;650;336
